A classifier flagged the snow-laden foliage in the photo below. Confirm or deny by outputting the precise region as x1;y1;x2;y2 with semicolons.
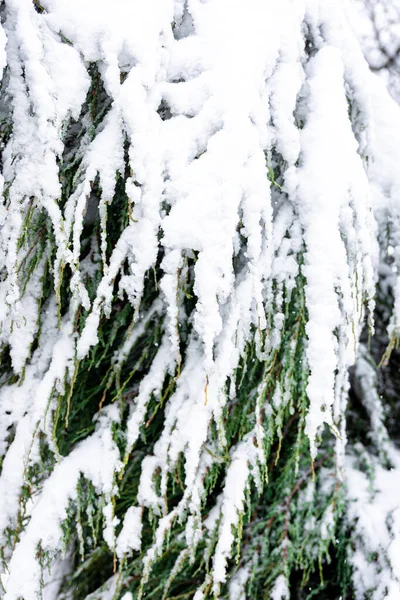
351;0;400;102
1;0;400;598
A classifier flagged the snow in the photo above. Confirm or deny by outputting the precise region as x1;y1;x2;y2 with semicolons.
228;566;250;600
116;506;143;558
1;0;400;597
271;574;290;600
3;405;121;600
347;447;400;599
0;301;75;550
291;44;378;459
0;0;89;321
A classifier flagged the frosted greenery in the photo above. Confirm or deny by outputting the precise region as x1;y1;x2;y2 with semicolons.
1;1;400;599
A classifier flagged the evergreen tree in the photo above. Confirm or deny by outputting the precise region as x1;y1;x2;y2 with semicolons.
1;1;400;599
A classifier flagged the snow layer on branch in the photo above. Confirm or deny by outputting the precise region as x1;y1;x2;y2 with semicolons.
0;301;75;547
228;567;250;600
0;0;89;319
4;405;121;600
116;506;143;559
271;574;290;600
212;433;263;591
161;0;282;372
291;45;378;458
318;0;400;340
353;345;391;458
347;447;400;599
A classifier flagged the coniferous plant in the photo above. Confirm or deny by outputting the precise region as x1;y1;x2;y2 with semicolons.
1;1;400;599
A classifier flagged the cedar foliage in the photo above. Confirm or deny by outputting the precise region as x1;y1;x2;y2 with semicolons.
1;2;400;600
